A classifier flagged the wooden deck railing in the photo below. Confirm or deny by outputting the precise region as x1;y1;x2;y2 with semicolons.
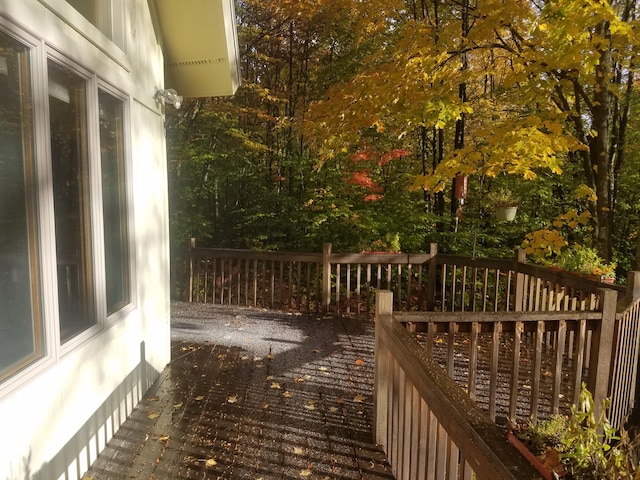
176;242;640;478
176;239;435;314
175;241;640;430
374;291;540;480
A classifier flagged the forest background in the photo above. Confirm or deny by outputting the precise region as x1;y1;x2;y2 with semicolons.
167;0;640;279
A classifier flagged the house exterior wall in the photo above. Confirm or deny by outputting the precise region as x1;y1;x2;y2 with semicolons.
0;1;171;478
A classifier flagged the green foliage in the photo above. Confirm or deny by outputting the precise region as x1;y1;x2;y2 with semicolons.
487;188;520;208
555;246;616;280
517;385;639;479
165;0;640;279
518;415;569;457
561;385;624;479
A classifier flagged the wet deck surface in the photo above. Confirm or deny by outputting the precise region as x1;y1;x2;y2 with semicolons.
84;302;394;479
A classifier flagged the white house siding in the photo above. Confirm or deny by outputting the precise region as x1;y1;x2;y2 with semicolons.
0;0;171;479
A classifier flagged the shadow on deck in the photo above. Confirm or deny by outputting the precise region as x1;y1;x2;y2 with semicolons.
84;302;394;479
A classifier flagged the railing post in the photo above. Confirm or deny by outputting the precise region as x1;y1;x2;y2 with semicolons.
426;243;438;311
588;288;618;417
626;271;640;305
188;237;195;302
322;243;332;311
515;248;527;312
374;291;393;448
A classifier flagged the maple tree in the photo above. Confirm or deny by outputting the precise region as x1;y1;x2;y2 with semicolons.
166;0;640;273
304;0;640;261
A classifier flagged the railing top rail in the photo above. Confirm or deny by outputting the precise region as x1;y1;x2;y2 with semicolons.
432;253;517;271
518;263;625;293
378;311;540;479
395;310;605;324
330;252;433;265
191;247;322;263
430;253;625;295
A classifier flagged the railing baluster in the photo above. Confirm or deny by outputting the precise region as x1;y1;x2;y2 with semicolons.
530;320;545;423
469;322;479;401
346;263;351;314
509;321;522;422
489;321;501;421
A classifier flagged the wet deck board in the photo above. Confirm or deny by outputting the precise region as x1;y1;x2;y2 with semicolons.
84;302;394;479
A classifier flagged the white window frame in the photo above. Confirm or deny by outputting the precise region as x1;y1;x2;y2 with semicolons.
95;81;137;327
0;16;135;396
37;0;128;60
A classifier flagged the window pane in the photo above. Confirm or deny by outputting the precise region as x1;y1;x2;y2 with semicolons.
48;61;95;342
0;31;43;380
99;90;130;314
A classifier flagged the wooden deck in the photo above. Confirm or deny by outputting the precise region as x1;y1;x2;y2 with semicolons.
84;302;394;479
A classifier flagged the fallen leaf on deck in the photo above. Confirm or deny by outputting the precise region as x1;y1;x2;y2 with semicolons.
293;447;304;455
318;366;328;371
300;469;312;477
354;359;365;366
283;391;293;398
329;407;339;413
158;435;170;442
253;356;263;362
304;400;316;411
263;403;270;409
295;377;305;383
267;354;274;360
270;382;281;389
354;394;365;403
312;349;320;353
228;395;238;403
147;412;160;419
266;375;274;380
194;396;204;401
205;458;217;467
147;396;159;402
173;402;183;408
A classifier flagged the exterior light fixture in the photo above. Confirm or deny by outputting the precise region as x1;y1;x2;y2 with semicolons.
154;88;183;109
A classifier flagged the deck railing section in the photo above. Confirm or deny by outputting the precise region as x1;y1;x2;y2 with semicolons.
179;239;436;313
395;306;614;425
609;273;640;428
178;240;640;430
426;251;621;313
374;291;540;480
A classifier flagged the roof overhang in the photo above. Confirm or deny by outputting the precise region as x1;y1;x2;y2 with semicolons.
152;0;241;98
